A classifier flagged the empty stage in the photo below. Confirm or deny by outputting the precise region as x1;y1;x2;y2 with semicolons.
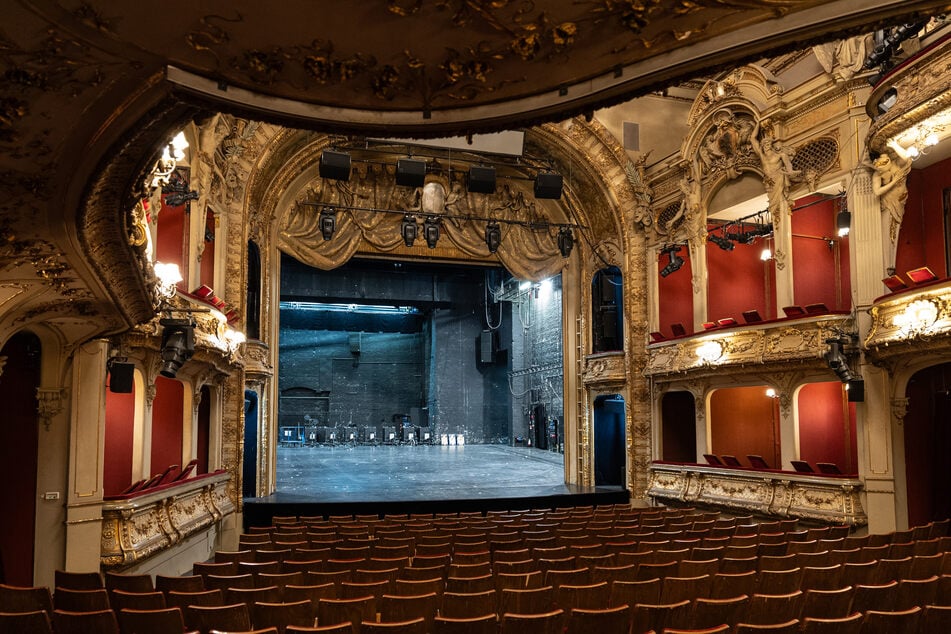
243;444;628;526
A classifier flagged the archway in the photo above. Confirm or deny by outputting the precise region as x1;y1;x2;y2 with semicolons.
904;363;951;526
243;390;259;499
0;332;41;584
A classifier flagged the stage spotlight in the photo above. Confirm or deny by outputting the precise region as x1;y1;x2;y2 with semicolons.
467;165;496;193
557;226;574;258
708;233;734;251
534;171;563;199
395;158;427;187
485;221;502;253
319;149;351;181
319;206;336;241
837;210;851;237
159;318;195;378
424;216;440;248
660;245;684;277
401;215;418;247
824;336;854;382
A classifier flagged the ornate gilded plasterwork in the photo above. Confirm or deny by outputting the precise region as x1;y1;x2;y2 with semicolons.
866;281;951;360
647;463;867;525
582;352;626;389
100;471;234;568
645;315;851;378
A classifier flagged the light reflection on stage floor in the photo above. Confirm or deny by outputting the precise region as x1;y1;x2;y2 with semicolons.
273;444;570;502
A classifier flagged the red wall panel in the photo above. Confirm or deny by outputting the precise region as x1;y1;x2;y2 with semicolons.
155;192;189;290
104;388;136;496
706;231;772;322
197;385;211;475
151;377;184;476
896;156;951;280
797;381;856;473
792;196;851;311
657;248;694;336
710;386;780;467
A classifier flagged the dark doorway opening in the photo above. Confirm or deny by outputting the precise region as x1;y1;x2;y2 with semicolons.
243;390;259;498
594;394;625;486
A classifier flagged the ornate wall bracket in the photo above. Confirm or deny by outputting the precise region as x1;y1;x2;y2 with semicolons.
36;387;66;431
100;471;234;569
647;463;867;526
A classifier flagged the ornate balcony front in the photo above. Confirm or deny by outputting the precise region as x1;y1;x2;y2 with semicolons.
101;470;234;568
647;462;867;526
866;279;951;363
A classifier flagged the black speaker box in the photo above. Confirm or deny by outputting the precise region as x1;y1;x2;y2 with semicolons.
319;150;351;181
467;166;496;193
479;330;495;364
847;379;865;402
109;362;135;393
396;158;427;187
534;172;563;199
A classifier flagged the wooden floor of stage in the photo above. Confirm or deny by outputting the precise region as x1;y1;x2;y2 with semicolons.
243;444;628;526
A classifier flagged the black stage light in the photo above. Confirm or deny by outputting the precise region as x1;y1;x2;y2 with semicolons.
396;158;427;187
557;227;574;258
660;245;684;277
837;210;851;237
468;165;496;194
319;150;351;181
319;206;336;241
485;221;502;253
424;216;440;248
534;171;563;199
401;215;418;247
708;234;734;251
159;318;195;378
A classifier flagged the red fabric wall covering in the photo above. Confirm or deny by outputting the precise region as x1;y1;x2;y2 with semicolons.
710;386;780;467
706;230;772;322
791;196;850;310
903;363;951;526
797;381;856;472
0;332;40;585
151;377;185;477
155;195;189;290
657;248;694;336
104;389;136;496
896;156;951;279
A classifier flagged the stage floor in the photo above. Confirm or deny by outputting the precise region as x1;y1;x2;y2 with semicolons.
243;445;628;525
275;444;568;502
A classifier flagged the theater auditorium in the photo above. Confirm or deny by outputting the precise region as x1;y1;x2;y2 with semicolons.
1;1;950;632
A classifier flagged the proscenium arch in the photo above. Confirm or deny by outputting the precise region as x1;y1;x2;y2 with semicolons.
241;117;643;492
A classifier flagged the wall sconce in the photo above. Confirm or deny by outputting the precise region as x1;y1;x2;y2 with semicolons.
424;216;440;248
319;150;351;181
760;246;772;261
485;221;502;253
159;318;195;378
696;340;723;364
893;298;939;337
836;210;851;237
467;165;496;193
395;158;427;187
319;206;336;241
223;328;246;356
660;245;684;277
153;261;183;300
557;227;574;258
401;215;418;246
534;171;563;199
765;387;778;398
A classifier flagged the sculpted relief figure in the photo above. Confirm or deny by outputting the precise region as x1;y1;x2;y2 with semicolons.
750;119;801;225
865;140;914;261
626;150;654;229
698;110;756;179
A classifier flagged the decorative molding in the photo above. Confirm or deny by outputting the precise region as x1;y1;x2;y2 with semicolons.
36;387;66;431
647;462;867;525
100;471;234;568
582;352;626;389
866;281;951;360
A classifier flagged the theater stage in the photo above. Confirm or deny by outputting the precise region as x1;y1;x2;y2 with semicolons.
243;444;629;527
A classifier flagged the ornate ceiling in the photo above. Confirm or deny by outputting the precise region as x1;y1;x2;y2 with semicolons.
0;0;949;343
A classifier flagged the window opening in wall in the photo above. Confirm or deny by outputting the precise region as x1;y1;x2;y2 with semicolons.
592;266;623;353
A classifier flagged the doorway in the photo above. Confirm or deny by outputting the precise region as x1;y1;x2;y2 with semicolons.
243;390;258;498
593;394;626;487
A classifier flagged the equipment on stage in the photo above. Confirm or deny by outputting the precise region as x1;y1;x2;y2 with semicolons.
383;425;398;444
359;425;378;444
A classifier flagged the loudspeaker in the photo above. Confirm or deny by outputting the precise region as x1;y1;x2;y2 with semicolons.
319;150;351;181
847;379;865;402
395;158;426;187
534;172;563;199
467;166;496;193
109;362;135;393
480;330;495;364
